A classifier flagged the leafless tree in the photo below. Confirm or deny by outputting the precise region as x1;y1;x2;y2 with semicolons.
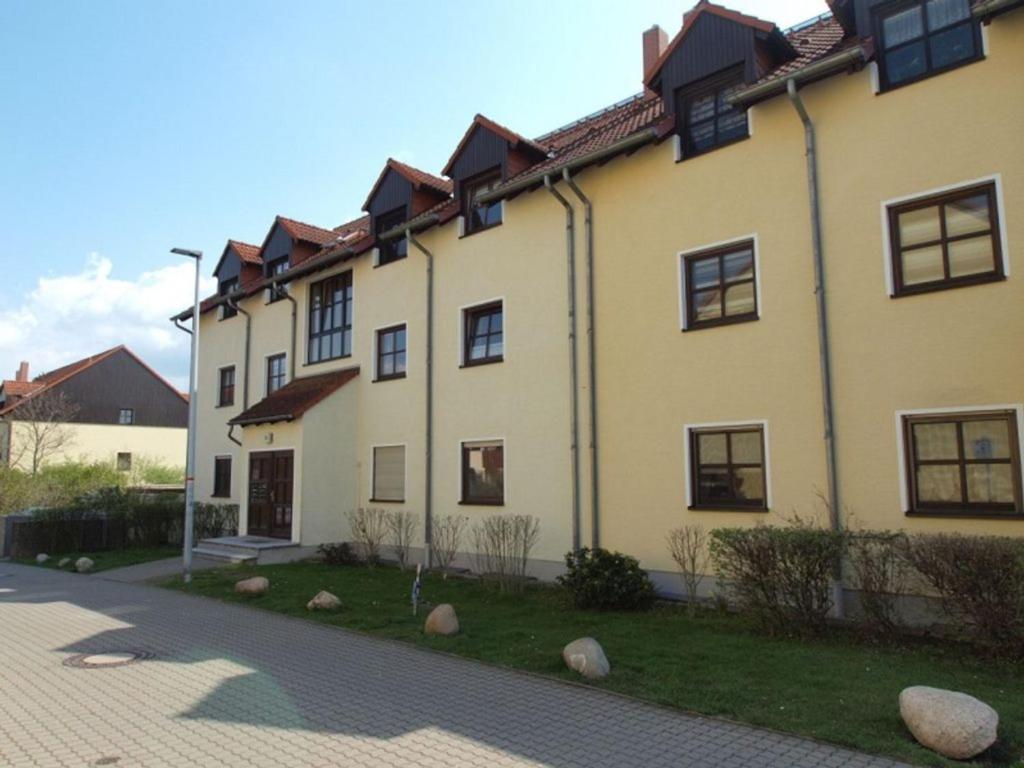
667;525;710;614
9;391;78;475
385;510;419;570
345;507;389;566
472;513;540;593
431;514;468;579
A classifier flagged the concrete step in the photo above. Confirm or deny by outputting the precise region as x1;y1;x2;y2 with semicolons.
192;546;256;564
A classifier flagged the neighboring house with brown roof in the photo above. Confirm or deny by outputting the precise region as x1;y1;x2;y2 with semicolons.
173;1;1023;592
0;346;188;474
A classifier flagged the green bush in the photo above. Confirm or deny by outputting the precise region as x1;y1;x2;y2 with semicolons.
901;533;1024;657
710;522;846;634
318;542;360;566
0;461;123;516
558;547;656;611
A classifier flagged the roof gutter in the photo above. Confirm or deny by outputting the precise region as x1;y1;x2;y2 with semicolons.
229;414;295;428
225;297;252;408
380;213;440;243
973;0;1023;18
728;45;867;107
477;129;659;205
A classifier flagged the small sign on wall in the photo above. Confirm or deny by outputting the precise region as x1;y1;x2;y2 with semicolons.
263;433;274;445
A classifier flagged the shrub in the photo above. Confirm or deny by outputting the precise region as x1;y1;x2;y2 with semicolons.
345;508;388;566
385;510;419;570
710;521;846;634
430;514;468;578
318;541;360;566
193;503;238;540
901;533;1024;656
558;548;656;611
666;525;709;614
848;532;909;637
471;513;540;592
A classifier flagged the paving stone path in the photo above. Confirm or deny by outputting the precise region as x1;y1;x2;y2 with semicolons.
0;564;909;768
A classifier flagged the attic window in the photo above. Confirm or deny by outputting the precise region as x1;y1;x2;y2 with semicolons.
267;257;289;303
875;0;981;90
463;169;503;234
676;67;749;159
375;208;408;266
219;277;239;319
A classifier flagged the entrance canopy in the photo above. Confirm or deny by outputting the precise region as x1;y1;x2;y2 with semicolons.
229;367;359;427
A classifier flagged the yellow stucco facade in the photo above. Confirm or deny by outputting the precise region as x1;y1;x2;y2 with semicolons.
191;7;1023;583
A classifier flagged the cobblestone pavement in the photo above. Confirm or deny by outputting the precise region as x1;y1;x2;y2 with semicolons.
0;564;909;768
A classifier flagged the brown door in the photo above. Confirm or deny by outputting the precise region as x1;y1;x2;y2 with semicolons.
248;451;293;539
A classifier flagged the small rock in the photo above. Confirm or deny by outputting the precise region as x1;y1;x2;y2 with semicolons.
74;557;94;573
234;576;269;595
562;637;610;680
424;603;459;636
35;553;49;564
306;590;341;611
900;686;999;760
58;558;71;568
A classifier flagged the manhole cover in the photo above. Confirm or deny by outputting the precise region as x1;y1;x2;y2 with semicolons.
64;651;153;669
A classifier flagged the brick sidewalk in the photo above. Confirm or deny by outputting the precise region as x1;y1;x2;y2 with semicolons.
0;564;908;768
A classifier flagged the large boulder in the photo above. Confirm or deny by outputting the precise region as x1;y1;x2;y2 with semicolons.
58;558;71;568
306;590;342;611
35;553;49;564
424;603;459;636
234;576;269;596
74;557;94;573
899;686;999;760
563;637;610;680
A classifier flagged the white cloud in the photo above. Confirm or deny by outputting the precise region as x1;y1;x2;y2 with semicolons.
0;254;216;391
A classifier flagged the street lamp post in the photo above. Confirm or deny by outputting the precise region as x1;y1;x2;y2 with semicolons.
172;247;202;583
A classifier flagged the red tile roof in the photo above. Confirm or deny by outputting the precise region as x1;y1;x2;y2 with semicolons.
0;380;43;397
229;367;360;426
229;240;263;265
442;114;549;177
751;14;851;87
362;159;452;212
276;215;341;246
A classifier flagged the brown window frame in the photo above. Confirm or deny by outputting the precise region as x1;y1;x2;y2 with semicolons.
874;0;982;92
903;410;1023;518
307;271;353;364
676;66;750;160
689;425;768;511
460;440;505;506
213;456;232;498
462;301;504;367
462;168;503;235
218;366;235;408
375;207;408;266
219;277;239;319
375;324;407;382
683;240;759;330
266;354;287;395
266;257;290;302
888;182;1004;297
116;452;132;472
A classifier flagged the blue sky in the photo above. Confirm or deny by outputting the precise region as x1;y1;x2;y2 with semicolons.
0;0;828;388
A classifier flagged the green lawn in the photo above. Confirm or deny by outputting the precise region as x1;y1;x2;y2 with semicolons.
20;546;181;573
162;562;1023;767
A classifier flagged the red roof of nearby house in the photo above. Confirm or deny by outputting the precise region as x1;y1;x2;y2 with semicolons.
275;215;340;246
228;367;360;427
0;345;187;417
229;240;263;265
0;380;43;398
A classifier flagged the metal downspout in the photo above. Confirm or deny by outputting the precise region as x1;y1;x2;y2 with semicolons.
544;175;582;554
273;282;298;381
562;169;600;550
407;229;434;569
787;78;844;618
227;297;251;409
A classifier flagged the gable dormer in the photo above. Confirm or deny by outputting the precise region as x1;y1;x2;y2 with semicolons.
363;159;452;264
442;115;549;234
212;240;262;318
645;2;797;159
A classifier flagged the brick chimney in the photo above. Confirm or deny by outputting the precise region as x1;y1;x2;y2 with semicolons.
15;361;29;382
642;25;668;92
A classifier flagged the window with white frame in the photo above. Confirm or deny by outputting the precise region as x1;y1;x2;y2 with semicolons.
372;445;406;502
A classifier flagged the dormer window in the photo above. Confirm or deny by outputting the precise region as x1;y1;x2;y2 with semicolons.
677;67;748;159
219;277;239;319
875;0;980;91
375;208;408;266
463;169;503;234
267;257;289;302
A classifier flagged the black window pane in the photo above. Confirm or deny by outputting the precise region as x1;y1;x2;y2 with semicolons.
717;110;748;143
886;42;928;84
883;5;924;45
688;93;716;123
926;0;969;29
929;23;976;69
687;121;716;152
